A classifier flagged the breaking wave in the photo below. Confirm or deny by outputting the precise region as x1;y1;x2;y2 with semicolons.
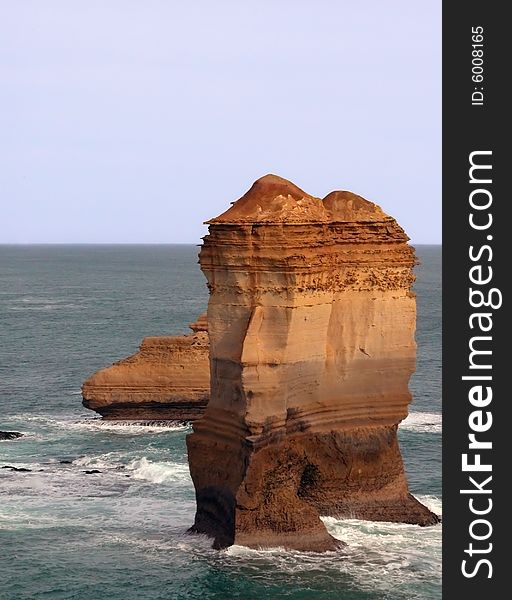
0;413;188;436
401;411;442;434
71;453;192;486
224;494;442;598
68;419;189;435
126;457;191;484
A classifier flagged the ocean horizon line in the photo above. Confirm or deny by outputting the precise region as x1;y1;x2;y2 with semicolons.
0;241;443;247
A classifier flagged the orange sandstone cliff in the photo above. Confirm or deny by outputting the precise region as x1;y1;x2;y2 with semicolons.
82;315;209;420
186;175;439;551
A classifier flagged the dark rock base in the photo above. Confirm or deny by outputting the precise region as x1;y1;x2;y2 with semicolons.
187;425;439;551
0;431;23;441
82;399;208;421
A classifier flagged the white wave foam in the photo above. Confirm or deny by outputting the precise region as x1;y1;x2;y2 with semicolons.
4;414;189;435
8;296;83;311
416;494;443;516
20;296;59;304
72;453;192;486
101;531;211;556
1;414;55;424
226;544;290;557
73;452;123;470
126;457;191;484
71;419;190;435
401;411;442;433
8;303;81;311
2;414;188;438
222;495;442;595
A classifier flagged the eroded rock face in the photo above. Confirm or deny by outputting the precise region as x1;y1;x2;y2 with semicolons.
187;175;438;551
82;315;209;420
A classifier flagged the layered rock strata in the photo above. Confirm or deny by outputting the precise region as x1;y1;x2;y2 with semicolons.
187;175;438;551
82;315;209;420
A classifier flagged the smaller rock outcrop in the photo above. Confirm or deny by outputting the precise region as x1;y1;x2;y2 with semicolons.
0;431;23;441
82;315;210;420
2;465;31;471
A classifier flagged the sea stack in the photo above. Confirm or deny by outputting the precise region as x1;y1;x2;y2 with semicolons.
187;175;438;551
82;315;209;420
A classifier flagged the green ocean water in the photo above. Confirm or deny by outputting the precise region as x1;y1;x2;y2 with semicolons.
0;245;441;600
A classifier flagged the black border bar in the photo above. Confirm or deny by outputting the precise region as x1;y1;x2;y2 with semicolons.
443;1;506;596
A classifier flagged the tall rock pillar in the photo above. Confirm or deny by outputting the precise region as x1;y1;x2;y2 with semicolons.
187;175;438;551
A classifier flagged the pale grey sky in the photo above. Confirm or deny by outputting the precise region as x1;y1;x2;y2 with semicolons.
0;1;440;243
